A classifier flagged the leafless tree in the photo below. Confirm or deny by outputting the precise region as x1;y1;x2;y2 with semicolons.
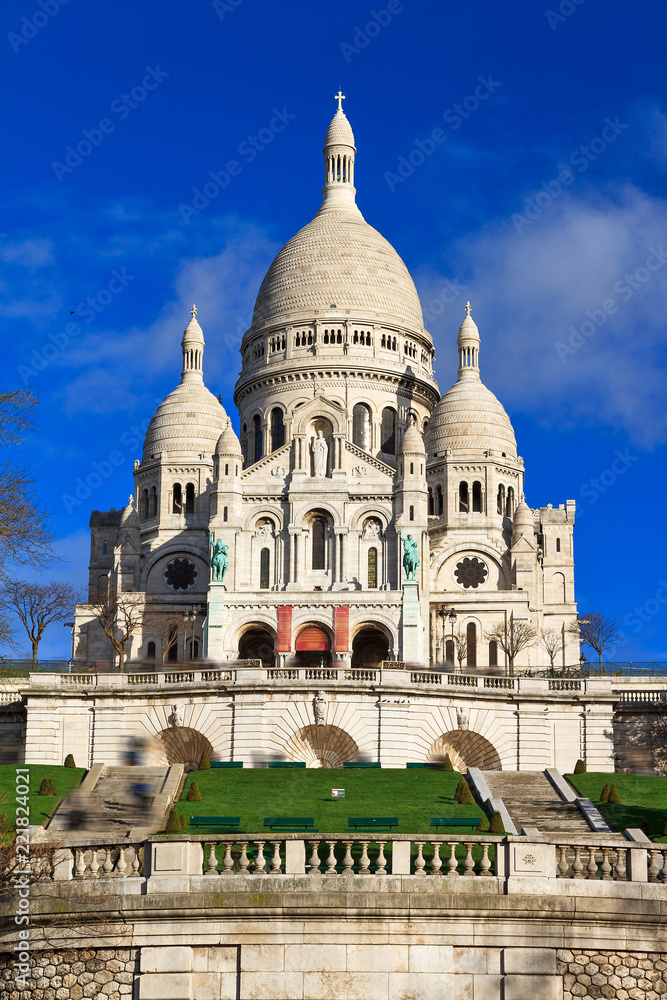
539;628;563;671
0;580;80;663
452;628;468;671
568;612;622;672
485;618;538;674
0;385;54;567
142;609;185;664
87;588;145;671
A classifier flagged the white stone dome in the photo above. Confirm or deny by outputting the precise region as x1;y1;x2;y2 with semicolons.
324;108;356;149
215;418;242;456
143;381;228;462
425;378;517;457
251;211;424;333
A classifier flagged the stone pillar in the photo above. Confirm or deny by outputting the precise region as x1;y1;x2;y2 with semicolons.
400;582;424;664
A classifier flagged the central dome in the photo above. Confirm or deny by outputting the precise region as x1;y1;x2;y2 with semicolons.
251;211;425;333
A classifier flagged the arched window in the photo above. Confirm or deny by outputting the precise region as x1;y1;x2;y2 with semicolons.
172;483;182;514
260;548;270;589
459;481;469;513
368;547;378;589
223;506;228;522
102;542;107;555
409;505;415;521
489;640;498;667
428;488;434;515
312;518;326;570
252;414;262;463
506;487;515;517
147;641;156;660
149;486;157;518
437;485;443;515
497;484;505;515
139;489;148;520
270;408;285;451
380;407;396;454
445;639;454;665
185;483;195;515
472;481;482;513
556;537;561;553
352;403;371;450
410;462;414;474
224;463;229;477
466;622;477;668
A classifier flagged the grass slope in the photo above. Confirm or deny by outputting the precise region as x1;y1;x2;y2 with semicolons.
174;768;482;834
566;772;667;841
0;764;86;831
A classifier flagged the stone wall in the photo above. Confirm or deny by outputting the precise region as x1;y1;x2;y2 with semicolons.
0;948;138;1000
558;949;667;999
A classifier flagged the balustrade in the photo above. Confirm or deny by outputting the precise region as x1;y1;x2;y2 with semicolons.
73;844;144;879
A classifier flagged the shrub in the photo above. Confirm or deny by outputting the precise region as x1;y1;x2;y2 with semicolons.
459;783;475;806
477;815;488;832
600;784;610;802
573;759;586;774
64;754;76;768
38;778;56;796
186;782;201;802
198;752;211;770
489;811;505;834
608;785;622;805
179;813;188;830
454;780;465;803
165;809;181;833
442;754;455;772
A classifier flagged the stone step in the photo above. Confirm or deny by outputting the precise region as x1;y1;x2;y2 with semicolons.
51;765;169;836
481;770;592;837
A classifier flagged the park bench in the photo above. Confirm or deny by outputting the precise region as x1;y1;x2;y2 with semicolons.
263;816;317;831
430;817;482;829
343;761;381;768
405;762;442;769
267;761;306;768
347;817;398;832
210;761;243;768
188;816;240;831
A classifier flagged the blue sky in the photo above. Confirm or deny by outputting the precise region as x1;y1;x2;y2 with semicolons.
1;0;666;660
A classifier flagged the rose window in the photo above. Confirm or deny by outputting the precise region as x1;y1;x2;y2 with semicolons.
164;558;197;591
454;557;487;589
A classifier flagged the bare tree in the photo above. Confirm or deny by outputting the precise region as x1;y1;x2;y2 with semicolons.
568;612;622;672
452;628;468;671
0;580;80;663
87;588;144;671
0;385;54;567
539;628;563;672
485;618;538;674
142;609;185;664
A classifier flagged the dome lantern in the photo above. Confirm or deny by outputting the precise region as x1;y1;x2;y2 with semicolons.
181;304;205;383
457;301;481;381
317;90;361;218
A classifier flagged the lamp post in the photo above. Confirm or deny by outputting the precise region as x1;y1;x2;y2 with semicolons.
449;609;458;671
579;652;587;677
182;606;198;661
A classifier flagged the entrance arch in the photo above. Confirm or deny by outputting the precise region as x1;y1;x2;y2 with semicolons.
351;625;390;668
294;624;331;666
283;724;358;768
238;624;275;665
426;730;501;773
157;726;213;772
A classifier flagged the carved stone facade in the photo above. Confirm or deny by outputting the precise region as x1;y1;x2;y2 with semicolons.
73;97;578;673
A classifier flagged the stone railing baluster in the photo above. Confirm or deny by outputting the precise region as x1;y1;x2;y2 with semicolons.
342;841;354;876
572;847;584;879
557;846;571;878
600;848;612;880
648;849;661;882
615;848;627;881
586;848;598;880
479;843;492;876
103;848;114;877
358;841;371;875
375;841;387;875
254;841;266;874
325;841;338;875
270;841;282;874
238;842;250;875
308;841;322;875
447;842;459;876
430;842;442;875
205;843;218;875
660;851;667;883
414;842;426;875
222;842;234;875
131;847;141;876
75;849;86;879
89;849;100;879
462;843;475;876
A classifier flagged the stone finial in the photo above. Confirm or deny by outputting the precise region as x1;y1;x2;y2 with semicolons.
191;304;197;318
334;89;346;111
465;301;472;316
128;495;134;508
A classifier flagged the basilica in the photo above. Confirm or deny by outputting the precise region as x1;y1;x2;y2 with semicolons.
73;95;579;672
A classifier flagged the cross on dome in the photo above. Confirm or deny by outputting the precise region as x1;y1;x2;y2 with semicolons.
465;301;472;316
191;304;197;318
334;89;346;111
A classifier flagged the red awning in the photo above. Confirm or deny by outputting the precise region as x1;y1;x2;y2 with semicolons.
295;627;331;651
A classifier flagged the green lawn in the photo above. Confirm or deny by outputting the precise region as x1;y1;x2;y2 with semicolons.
173;767;484;835
0;764;86;831
566;772;667;841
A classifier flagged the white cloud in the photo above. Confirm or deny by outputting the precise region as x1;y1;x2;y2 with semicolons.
0;238;55;268
417;185;667;446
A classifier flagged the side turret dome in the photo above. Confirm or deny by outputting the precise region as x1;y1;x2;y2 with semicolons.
215;418;242;456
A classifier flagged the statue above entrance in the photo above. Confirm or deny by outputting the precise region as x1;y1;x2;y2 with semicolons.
209;530;229;584
399;531;420;581
311;429;328;477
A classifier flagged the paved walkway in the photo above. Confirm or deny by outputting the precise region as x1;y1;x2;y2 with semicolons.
50;765;169;836
481;770;593;836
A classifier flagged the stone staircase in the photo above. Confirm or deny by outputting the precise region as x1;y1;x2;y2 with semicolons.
50;765;170;836
481;770;593;836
